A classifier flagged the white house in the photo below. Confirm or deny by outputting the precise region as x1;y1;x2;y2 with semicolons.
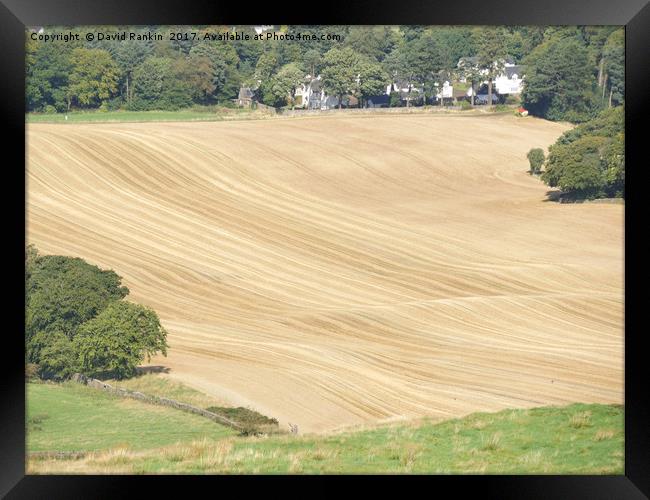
457;57;525;96
435;81;454;99
494;63;524;95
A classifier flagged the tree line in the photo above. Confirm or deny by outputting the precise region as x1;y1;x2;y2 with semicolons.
26;25;623;122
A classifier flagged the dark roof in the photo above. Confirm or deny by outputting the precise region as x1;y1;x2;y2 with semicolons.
309;79;322;92
504;65;524;79
367;95;390;105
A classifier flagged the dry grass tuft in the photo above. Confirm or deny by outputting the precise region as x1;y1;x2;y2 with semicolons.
481;432;502;451
594;429;616;441
569;411;593;429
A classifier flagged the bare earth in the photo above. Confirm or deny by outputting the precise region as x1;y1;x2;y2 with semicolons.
26;114;624;434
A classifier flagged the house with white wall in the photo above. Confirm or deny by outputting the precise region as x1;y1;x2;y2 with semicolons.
457;57;525;97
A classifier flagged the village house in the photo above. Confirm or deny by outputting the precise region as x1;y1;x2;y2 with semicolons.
236;87;255;108
457;56;526;102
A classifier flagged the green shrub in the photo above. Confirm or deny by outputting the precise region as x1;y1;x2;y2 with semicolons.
492;104;510;112
527;148;545;175
505;95;520;105
43;105;57;114
459;100;472;110
206;406;279;435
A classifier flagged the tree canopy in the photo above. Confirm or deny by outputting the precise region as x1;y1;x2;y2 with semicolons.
75;301;168;379
541;107;624;199
26;246;168;380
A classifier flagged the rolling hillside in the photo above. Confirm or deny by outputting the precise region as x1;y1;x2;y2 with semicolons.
26;113;624;433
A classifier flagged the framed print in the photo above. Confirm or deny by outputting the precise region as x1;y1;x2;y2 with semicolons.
1;0;648;497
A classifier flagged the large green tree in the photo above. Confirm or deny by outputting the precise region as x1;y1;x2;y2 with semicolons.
67;48;121;109
26;40;76;112
26;251;129;343
321;47;361;109
356;58;389;107
269;63;304;108
110;39;154;105
521;36;595;122
26;247;169;380
474;27;508;106
602;30;624;107
25;248;129;377
75;301;168;379
131;57;193;110
541;107;624;198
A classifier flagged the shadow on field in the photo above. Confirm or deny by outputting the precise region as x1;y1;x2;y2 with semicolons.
135;365;171;375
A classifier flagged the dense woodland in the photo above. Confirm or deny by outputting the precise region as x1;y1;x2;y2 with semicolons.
27;25;624;122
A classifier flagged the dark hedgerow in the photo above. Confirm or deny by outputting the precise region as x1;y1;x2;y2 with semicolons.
206;406;280;435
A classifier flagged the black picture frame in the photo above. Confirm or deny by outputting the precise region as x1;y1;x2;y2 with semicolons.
2;0;647;497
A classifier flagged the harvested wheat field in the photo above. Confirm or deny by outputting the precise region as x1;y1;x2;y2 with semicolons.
26;113;624;434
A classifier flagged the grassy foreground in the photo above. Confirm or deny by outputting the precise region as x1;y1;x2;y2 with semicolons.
27;382;236;453
27;380;623;474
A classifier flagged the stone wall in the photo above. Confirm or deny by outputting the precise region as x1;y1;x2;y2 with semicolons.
73;374;244;431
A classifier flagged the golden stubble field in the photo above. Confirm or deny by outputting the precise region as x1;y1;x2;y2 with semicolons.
26;113;624;433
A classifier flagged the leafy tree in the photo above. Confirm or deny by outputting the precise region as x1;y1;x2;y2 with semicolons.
474;27;508;106
67;48;121;109
356;58;388;107
130;57;193;110
302;49;321;78
603;132;624;196
131;57;170;109
255;51;279;82
527;148;545;175
34;331;78;380
254;51;280;105
321;47;361;109
429;27;476;66
110;38;154;105
26;41;75;111
521;36;595;122
26;252;129;343
185;53;218;102
344;26;399;62
269;63;304;108
190;39;241;102
74;301;168;379
458;58;483;106
555;106;624;146
402;25;425;43
384;36;441;107
602;29;624;106
554;106;624;197
542;135;608;197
